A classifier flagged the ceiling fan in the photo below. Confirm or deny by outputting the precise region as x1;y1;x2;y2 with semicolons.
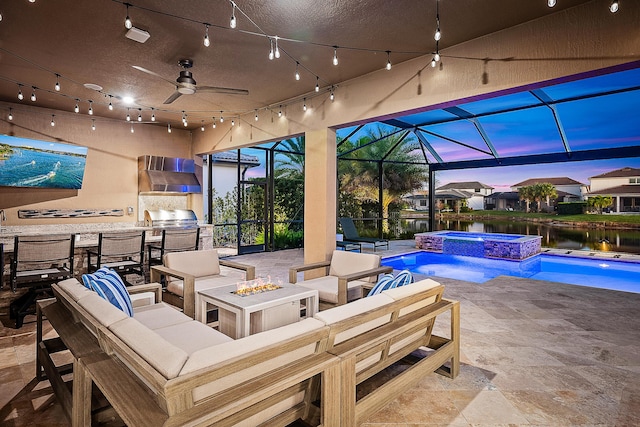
133;59;249;104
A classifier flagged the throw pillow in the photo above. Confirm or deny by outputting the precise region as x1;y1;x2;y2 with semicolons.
84;268;133;317
390;269;413;288
367;273;395;296
81;266;110;289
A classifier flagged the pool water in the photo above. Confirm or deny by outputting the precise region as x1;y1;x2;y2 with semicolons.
382;251;640;293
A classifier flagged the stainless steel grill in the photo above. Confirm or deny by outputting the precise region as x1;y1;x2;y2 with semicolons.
144;209;198;228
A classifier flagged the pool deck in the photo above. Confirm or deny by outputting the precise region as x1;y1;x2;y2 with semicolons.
1;240;639;426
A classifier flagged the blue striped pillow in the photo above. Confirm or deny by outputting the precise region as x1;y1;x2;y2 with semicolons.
367;273;395;296
84;268;133;317
390;270;413;288
81;267;111;289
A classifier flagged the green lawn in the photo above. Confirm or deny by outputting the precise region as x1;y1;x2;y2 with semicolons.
445;210;640;225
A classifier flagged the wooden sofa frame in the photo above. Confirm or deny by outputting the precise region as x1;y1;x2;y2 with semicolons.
37;282;340;427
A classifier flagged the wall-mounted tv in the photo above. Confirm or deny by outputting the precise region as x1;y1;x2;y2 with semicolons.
0;135;88;189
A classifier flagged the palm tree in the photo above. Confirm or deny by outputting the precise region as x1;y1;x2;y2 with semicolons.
518;185;534;213
588;195;613;214
338;126;428;233
534;182;558;212
274;136;304;178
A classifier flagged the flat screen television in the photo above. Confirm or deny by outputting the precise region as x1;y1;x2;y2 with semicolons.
0;135;88;189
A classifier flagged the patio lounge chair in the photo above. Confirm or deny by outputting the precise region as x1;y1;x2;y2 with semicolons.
289;250;392;310
339;217;389;251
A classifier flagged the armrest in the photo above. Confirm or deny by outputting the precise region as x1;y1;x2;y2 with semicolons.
127;282;162;305
150;265;197;318
219;259;256;280
336;265;393;305
288;260;332;284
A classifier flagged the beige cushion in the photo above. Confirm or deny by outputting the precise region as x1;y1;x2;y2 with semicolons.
153;320;233;355
109;317;188;379
134;302;193;330
329;250;381;283
57;278;93;301
130;291;155;308
382;278;443;317
164;249;221;279
180;318;326;400
297;276;368;304
78;293;128;327
314;293;394;344
166;274;243;297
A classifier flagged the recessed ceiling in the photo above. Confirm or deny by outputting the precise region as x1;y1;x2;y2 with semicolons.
0;0;593;129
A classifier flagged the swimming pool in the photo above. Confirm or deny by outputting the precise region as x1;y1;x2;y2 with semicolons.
382;251;640;293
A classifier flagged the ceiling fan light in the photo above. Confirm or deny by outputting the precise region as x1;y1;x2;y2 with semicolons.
610;0;619;12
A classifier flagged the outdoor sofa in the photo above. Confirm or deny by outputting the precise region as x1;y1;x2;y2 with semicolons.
37;275;459;426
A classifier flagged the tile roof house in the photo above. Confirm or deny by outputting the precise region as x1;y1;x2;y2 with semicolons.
511;177;587;202
588;167;640;213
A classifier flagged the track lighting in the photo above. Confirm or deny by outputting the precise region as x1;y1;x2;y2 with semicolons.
88;101;93;115
269;38;274;60
74;101;80;113
212;117;216;128
434;51;441;62
278;106;282;117
255;110;259;121
548;0;556;7
295;62;301;81
108;96;113;111
201;120;205;131
220;113;224;123
8;108;13;121
203;24;210;47
435;0;441;41
30;87;36;102
231;119;235;126
50;115;55;127
54;74;61;91
315;76;319;92
274;36;280;59
330;88;335;102
168;123;172;133
610;0;619;12
230;1;237;28
151;109;156;121
303;98;307;111
91;119;96;131
434;25;441;41
29;0;36;3
137;110;142;121
386;51;392;70
17;85;23;101
124;4;132;29
431;58;437;68
126;109;131;121
130;124;134;133
333;47;339;66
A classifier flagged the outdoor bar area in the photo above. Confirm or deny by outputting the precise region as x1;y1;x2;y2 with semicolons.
1;1;640;426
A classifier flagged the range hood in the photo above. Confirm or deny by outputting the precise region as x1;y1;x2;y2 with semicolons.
138;155;202;194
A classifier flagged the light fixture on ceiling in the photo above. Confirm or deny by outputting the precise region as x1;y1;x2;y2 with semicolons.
108;96;114;110
54;74;61;91
8;108;13;121
88;101;93;115
230;1;237;28
122;95;134;105
50;115;55;127
333;47;339;66
610;0;619;12
548;0;556;7
431;57;437;68
0;12;3;22
137;109;142;121
201;120;205;131
295;62;301;80
91;119;96;131
220;112;224;122
269;38;274;60
231;119;235;126
434;0;441;41
29;0;36;3
30;87;36;102
126;109;131;121
278;106;282;117
386;51;392;70
74;101;80;113
124;3;132;29
212;117;216;128
315;76;319;92
255;110;259;121
151;109;156;121
203;24;210;47
130;124;134;133
274;36;280;59
125;27;150;43
17;85;23;100
168;123;172;133
330;87;335;102
303;98;307;111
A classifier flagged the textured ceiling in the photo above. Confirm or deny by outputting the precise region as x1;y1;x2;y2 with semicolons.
0;0;593;129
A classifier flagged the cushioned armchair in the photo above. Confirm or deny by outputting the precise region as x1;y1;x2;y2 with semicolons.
289;250;392;310
150;249;255;318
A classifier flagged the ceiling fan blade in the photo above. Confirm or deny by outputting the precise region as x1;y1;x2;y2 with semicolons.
132;65;176;85
163;91;183;104
197;86;249;95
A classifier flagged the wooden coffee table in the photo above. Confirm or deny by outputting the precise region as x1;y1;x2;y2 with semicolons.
196;281;319;339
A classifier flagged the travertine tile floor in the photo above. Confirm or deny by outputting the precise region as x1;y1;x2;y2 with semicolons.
1;241;639;426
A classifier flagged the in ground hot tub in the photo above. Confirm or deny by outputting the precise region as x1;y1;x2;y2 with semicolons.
415;231;541;260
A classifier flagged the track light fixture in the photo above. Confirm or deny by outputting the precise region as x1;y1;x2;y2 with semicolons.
74;101;80;113
54;74;61;91
30;87;36;102
212;117;216;128
303;98;307;111
431;57;437;68
124;3;132;29
610;0;619;12
548;0;556;7
91;119;96;131
203;24;210;47
255;110;259;121
88;101;93;115
386;51;392;70
151;108;156;121
231;119;235;126
201;120;205;131
50;115;55;127
330;87;335;102
108;96;113;111
220;112;224;123
230;1;237;28
278;106;283;117
274;36;280;59
315;76;320;92
168;123;172;133
333;46;339;66
8;108;13;121
137;109;142;121
269;38;274;60
17;85;23;101
130;124;134;133
126;109;131;121
295;62;301;81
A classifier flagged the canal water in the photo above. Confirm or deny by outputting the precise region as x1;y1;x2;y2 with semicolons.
400;218;640;254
